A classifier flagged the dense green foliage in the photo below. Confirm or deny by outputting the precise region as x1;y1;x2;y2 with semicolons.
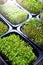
17;0;42;14
0;34;36;65
40;12;43;20
21;19;43;47
0;3;27;24
0;21;8;36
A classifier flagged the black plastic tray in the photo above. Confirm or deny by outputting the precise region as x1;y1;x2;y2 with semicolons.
0;0;43;65
17;17;43;50
0;14;13;37
0;16;43;65
0;2;31;27
16;0;40;17
0;56;8;65
0;29;43;65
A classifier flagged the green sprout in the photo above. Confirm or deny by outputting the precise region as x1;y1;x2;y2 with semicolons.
17;0;42;14
0;3;27;24
0;34;36;65
21;19;43;47
0;21;8;36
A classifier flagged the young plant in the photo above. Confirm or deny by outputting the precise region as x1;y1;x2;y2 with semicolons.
0;34;36;65
0;21;8;36
21;19;43;47
17;0;42;14
0;3;27;24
